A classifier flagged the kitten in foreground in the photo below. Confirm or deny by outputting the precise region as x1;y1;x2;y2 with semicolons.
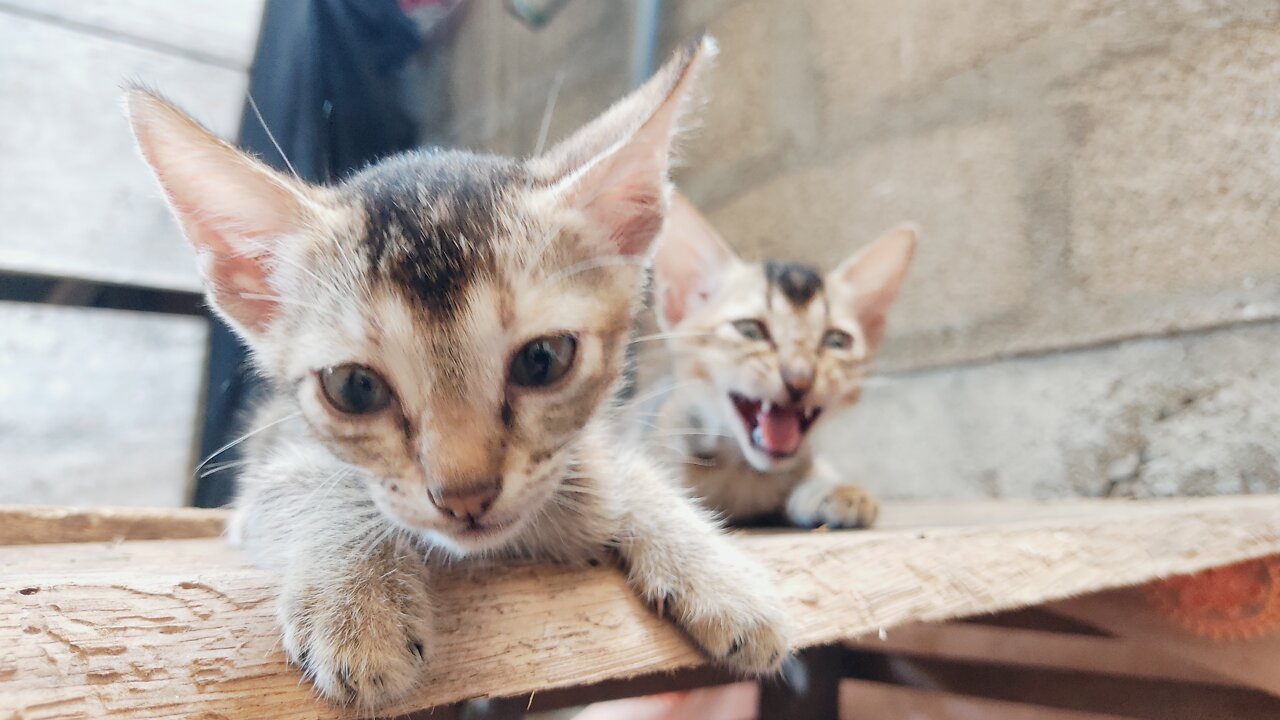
649;193;916;528
125;38;789;710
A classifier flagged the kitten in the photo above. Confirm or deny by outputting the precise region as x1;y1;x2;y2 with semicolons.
125;39;789;710
649;193;916;528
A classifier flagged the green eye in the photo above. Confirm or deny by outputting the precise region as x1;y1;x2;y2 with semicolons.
822;329;854;350
732;319;770;341
510;335;578;388
320;364;393;415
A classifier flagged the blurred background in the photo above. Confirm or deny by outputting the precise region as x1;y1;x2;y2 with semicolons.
1;0;1277;508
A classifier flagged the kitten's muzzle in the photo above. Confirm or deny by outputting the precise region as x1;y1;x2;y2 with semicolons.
428;479;502;524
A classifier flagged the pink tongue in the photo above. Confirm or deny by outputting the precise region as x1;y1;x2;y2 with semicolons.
757;407;803;456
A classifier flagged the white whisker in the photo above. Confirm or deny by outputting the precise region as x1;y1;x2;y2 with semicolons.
196;412;301;472
246;93;300;180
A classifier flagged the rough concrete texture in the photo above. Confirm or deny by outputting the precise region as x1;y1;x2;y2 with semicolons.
814;321;1280;500
438;1;1280;499
706;119;1033;338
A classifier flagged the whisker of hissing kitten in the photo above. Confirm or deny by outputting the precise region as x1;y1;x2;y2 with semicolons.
613;377;701;409
655;429;734;439
627;330;714;345
195;411;302;472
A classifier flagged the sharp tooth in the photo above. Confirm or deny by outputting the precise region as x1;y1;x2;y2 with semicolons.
762;400;773;413
751;427;764;446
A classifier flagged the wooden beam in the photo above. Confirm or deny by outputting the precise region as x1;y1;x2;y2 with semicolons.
1048;588;1280;698
2;496;1279;718
0;505;225;546
846;621;1237;686
838;679;1142;720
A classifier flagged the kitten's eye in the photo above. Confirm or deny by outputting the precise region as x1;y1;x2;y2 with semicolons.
319;364;392;415
732;319;770;342
510;335;577;388
822;329;854;350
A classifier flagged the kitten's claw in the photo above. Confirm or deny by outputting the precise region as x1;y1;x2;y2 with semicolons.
279;570;433;710
654;563;792;676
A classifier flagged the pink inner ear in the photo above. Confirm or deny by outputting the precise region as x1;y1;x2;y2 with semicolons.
191;222;278;333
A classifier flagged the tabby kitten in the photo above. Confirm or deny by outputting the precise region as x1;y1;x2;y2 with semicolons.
126;39;789;710
650;193;916;528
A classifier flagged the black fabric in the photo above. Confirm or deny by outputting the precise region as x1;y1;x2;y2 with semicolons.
194;0;420;508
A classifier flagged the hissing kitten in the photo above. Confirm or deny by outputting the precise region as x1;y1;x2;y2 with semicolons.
126;39;789;710
649;194;916;528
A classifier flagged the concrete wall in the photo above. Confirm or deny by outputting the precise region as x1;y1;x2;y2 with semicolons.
437;1;1280;499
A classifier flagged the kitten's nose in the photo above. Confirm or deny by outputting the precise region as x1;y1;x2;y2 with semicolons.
429;479;502;523
782;365;814;402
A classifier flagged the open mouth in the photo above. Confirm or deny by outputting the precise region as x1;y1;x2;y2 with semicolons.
730;393;822;459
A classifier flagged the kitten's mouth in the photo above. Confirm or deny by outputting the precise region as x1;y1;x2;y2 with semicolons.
730;393;822;459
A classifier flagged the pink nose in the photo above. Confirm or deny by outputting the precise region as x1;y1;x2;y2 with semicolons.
430;481;501;522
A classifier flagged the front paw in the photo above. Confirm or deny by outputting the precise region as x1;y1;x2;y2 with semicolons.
278;565;433;709
794;484;879;529
658;562;792;675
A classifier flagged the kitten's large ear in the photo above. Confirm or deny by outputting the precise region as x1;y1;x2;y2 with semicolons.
125;89;318;339
653;191;737;329
534;36;715;258
830;224;918;348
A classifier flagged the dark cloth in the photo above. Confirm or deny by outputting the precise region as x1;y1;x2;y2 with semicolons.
195;0;420;507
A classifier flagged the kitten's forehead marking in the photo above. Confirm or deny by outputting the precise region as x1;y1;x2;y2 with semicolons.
764;261;823;309
351;150;527;320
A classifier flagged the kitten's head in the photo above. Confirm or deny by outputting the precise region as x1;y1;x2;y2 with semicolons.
654;194;916;471
127;40;713;554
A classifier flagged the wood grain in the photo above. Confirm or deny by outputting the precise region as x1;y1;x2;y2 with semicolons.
846;621;1236;686
838;679;1138;720
0;506;225;546
1048;588;1280;698
2;495;1278;718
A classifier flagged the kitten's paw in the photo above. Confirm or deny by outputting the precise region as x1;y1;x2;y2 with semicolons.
278;570;433;710
660;564;792;675
795;484;879;529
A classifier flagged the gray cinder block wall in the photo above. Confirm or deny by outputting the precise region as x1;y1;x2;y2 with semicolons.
434;0;1280;499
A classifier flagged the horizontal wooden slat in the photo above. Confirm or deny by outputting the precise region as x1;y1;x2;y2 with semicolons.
0;303;208;507
839;679;1137;720
0;12;247;291
1;496;1278;718
0;506;226;546
847;621;1236;685
0;0;264;69
1048;588;1280;698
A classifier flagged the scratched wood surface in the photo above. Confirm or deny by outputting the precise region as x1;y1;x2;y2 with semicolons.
3;495;1279;718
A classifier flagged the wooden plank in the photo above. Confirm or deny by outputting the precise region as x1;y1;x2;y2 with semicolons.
0;0;264;69
1048;588;1280;698
871;655;1280;719
0;303;208;507
1;496;1278;718
838;679;1140;720
0;506;225;546
0;13;247;291
847;621;1237;686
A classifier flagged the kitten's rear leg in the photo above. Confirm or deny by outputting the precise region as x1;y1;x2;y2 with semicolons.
784;460;879;529
603;450;792;674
